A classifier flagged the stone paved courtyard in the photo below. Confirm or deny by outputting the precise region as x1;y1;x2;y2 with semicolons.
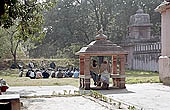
100;83;170;110
21;97;111;110
4;83;170;110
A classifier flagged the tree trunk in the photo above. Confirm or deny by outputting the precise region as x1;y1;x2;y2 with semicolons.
12;53;17;66
12;40;21;65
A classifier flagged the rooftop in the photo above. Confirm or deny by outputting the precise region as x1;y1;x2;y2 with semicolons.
76;29;128;56
155;1;170;12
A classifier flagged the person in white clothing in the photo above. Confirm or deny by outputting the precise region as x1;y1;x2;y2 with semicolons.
100;60;111;89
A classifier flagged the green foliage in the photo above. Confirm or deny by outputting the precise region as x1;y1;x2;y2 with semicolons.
0;0;17;27
0;0;56;63
128;105;136;110
0;0;56;29
31;0;162;58
60;43;82;58
0;28;11;59
118;102;122;109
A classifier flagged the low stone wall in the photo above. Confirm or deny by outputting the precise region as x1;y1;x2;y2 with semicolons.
132;42;161;72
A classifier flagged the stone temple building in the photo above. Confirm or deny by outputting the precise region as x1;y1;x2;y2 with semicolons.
121;8;161;72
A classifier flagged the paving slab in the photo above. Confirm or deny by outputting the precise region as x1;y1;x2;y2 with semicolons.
98;83;170;110
21;97;110;110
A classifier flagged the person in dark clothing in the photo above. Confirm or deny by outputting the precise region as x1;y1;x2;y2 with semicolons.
50;61;56;69
56;69;63;78
26;70;31;77
51;72;56;78
42;70;50;78
90;60;100;86
18;64;24;77
11;63;18;69
68;70;74;77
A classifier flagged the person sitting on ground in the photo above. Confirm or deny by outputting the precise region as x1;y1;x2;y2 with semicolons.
90;60;100;86
63;69;69;77
10;63;18;69
73;69;79;78
35;70;43;79
64;68;73;77
68;69;74;77
42;69;50;78
26;70;31;77
29;70;36;79
50;69;56;78
100;60;111;89
40;60;46;70
50;61;56;70
56;69;63;78
18;64;24;77
28;61;34;70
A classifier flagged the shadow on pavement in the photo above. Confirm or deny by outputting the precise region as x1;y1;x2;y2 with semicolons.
90;87;135;95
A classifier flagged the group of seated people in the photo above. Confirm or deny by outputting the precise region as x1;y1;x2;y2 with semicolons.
17;59;110;89
90;59;111;90
21;61;80;79
25;68;80;79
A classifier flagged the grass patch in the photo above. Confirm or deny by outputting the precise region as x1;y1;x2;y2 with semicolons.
0;69;79;87
1;76;79;87
0;69;160;87
125;70;160;84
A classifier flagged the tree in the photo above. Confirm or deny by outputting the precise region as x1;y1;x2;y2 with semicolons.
0;28;11;59
1;0;56;65
31;0;162;58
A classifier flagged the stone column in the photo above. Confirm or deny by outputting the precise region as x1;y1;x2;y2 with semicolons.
119;54;126;88
80;55;85;75
112;55;117;86
120;55;125;75
157;4;170;85
112;55;117;74
11;99;20;110
79;55;85;88
84;55;91;90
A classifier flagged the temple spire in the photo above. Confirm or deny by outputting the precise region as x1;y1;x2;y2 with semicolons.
98;28;103;35
95;27;107;40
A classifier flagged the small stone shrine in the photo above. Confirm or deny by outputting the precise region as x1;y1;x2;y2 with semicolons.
120;8;161;72
76;29;128;90
128;8;153;40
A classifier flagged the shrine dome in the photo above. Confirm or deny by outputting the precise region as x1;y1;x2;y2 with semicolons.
129;8;152;27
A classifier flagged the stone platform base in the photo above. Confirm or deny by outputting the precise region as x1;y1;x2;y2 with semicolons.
159;56;170;85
